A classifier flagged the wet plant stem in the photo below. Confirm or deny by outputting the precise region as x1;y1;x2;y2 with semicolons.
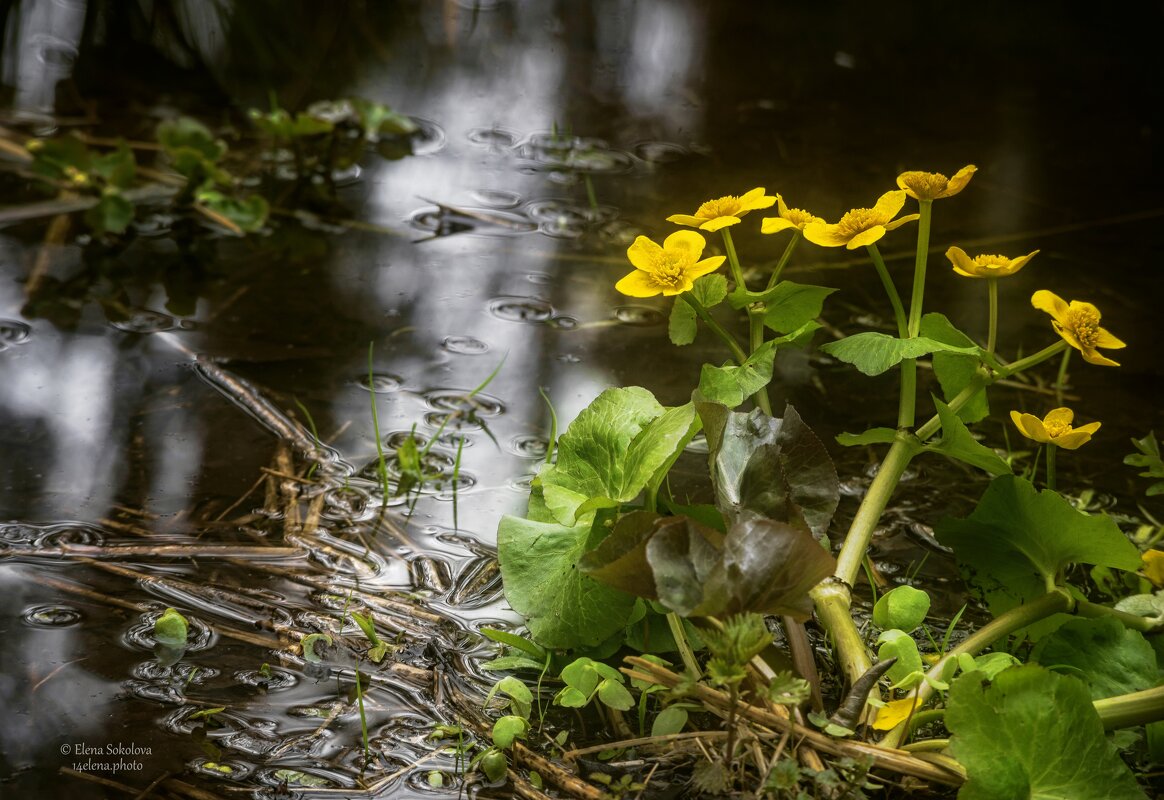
765;233;801;291
667;613;701;678
880;588;1074;748
1093;684;1164;729
1054;347;1072;406
1075;598;1162;633
907;200;933;338
1046;444;1058;491
867;243;916;427
986;278;999;355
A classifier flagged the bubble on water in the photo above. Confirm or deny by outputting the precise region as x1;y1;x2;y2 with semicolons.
547;315;578;329
22;604;82;627
524;199;588;224
525;271;555;284
234;667;298;691
518;133;635;174
557;353;582;363
614;305;665;326
122;679;185;705
124;609;216;652
466;126;519;150
331;163;362;186
632;140;689;164
508;473;536;492
406;116;447;156
189;758;253;781
110;310;179;334
488;296;553;322
0;319;32;349
408;205;536;237
356;372;404;393
424;389;504;417
509;435;549;458
440;335;489;355
469;188;521;208
133;661;217;684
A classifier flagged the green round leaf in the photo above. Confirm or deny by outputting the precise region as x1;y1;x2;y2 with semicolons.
872;585;931;632
153;607;189;647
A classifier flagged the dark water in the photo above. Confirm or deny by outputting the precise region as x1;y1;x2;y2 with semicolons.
1;2;1162;797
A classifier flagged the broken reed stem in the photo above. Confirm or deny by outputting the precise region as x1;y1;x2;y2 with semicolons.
621;656;965;786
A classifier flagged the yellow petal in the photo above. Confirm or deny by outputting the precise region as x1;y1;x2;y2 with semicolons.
802;222;851;248
1044;407;1075;428
1052;321;1085;354
1031;290;1069;323
870;190;908;224
946;246;975;275
1010;411;1050;443
663;229;708;259
761;217;797;235
776;194;791;217
872;697;918;731
1053;430;1095;450
627;236;663;271
666;214;706;228
615;271;662;298
1074;421;1102;436
1079;346;1121;367
1005;249;1040;275
738;187;775;211
846;226;887;250
686;255;726;281
1094;327;1127;349
883;213;920;231
1142;550;1164;587
943;165;977;197
700;216;741;232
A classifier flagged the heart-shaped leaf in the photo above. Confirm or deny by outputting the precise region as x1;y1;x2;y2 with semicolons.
819;332;980;376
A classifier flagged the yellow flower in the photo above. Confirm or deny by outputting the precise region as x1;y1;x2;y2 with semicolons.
1031;290;1126;366
760;194;824;235
1142;550;1164;588
616;231;726;297
896;165;977;201
872;697;918;731
802;190;920;249
666;187;776;232
946;246;1039;279
1009;407;1101;450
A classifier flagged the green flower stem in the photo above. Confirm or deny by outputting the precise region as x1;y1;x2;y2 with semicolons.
720;228;747;291
906;708;946;734
906;199;933;338
986;278;999;355
1093;684;1164;730
681;294;748;364
666;612;701;678
1046;444;1058;491
1054;347;1072;406
1000;339;1070;378
866;244;908;339
1075;598;1162;633
880;588;1074;748
901;738;949;753
809;579;873;682
764;232;802;291
833;434;919;587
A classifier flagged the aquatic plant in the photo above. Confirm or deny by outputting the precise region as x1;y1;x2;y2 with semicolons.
490;164;1163;797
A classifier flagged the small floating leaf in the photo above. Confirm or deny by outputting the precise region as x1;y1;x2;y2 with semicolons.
947;665;1146;800
301;633;333;663
272;769;330;788
491;715;529;749
154;607;189;647
479;748;507;782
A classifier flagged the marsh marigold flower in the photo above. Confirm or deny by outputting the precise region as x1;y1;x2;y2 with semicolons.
946;246;1039;278
666;187;776;232
760;194;824;235
896;165;976;201
1009;407;1100;450
802;190;919;249
615;230;726;298
1032;290;1126;366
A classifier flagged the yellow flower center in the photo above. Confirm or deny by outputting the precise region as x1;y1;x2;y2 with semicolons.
1065;304;1101;347
972;255;1010;269
1045;418;1072;438
650;253;686;288
899;172;949;199
783;208;818;227
696;196;743;219
835;208;879;236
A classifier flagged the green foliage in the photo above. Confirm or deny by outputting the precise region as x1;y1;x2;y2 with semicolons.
497;512;637;649
668;295;697;345
537;388;696;525
936;475;1141;636
85;190;134;235
872;585;931;632
196;190;269;232
154;607;189;647
1125;431;1164;496
301;633;333;663
491;715;529;749
819;332;979;376
875;629;925;689
554;657;634;711
1030;617;1159;700
947;665;1147;799
699;403;839;538
767;671;812;706
485;676;534;719
923;397;1011;476
349;611;390;663
697;323;818;408
835;427;899;447
921;313;990;423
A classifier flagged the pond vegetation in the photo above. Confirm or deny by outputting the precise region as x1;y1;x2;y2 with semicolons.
2;3;1163;799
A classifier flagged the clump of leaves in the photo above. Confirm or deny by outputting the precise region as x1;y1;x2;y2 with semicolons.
1126;431;1164;497
27;134;136;234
